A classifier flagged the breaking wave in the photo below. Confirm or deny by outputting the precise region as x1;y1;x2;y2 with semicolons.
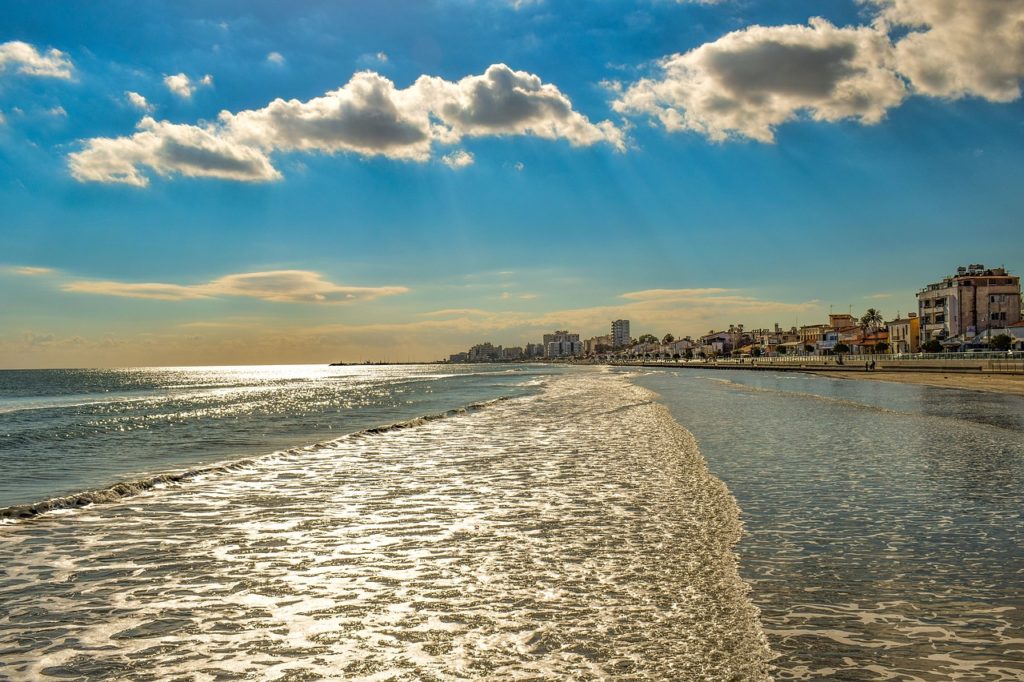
0;396;511;522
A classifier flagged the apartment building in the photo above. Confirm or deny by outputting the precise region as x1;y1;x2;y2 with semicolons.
917;265;1022;340
611;319;631;348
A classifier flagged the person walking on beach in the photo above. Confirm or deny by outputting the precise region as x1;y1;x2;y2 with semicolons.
870;360;876;371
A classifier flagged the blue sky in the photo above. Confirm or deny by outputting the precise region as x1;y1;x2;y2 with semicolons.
2;0;1023;366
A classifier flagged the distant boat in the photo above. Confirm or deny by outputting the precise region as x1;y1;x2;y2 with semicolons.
328;362;348;366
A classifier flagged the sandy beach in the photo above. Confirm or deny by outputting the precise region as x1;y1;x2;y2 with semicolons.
817;371;1024;396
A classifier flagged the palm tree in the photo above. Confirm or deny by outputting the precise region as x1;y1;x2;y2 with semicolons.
860;308;883;333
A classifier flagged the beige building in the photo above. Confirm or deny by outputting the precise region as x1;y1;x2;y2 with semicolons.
887;314;920;354
584;334;613;355
829;313;857;330
798;324;831;350
917;265;1021;340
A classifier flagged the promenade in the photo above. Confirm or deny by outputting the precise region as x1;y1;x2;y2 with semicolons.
611;352;1024;375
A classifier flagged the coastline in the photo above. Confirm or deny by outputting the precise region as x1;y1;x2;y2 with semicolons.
814;370;1024;396
609;361;1024;397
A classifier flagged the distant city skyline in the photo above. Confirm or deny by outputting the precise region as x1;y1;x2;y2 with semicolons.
3;1;1024;367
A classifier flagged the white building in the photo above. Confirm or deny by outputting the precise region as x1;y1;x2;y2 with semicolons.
611;319;631;347
664;338;695;356
543;330;582;358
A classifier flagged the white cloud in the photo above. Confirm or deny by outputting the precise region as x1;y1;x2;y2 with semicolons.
266;51;285;65
614;18;905;142
7;266;55;276
164;73;194;98
47;105;67;117
514;161;525;171
71;65;620;185
420;64;625;149
62;269;409;303
68;116;280;187
0;41;73;79
616;1;1024;143
125;91;154;112
179;320;256;329
224;70;435;160
164;73;213;99
620;288;731;300
64;280;208;301
357;52;390;68
871;0;1024;102
441;149;474;169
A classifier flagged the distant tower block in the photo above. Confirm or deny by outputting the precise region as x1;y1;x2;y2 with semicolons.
612;319;631;348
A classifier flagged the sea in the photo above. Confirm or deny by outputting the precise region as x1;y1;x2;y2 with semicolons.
0;364;1022;680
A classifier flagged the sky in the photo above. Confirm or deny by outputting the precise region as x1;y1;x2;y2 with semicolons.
2;0;1023;367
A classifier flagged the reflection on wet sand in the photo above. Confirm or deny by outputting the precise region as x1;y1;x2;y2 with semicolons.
638;369;1024;681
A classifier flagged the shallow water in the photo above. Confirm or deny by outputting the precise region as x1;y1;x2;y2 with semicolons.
0;364;545;508
634;368;1024;681
0;369;770;680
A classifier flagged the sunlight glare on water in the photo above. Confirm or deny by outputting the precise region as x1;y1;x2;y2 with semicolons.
0;364;545;509
0;369;771;680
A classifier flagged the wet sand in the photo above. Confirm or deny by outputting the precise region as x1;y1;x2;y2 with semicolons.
816;370;1024;396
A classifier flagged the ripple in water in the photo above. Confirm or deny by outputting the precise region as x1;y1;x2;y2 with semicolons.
0;371;771;680
635;368;1024;681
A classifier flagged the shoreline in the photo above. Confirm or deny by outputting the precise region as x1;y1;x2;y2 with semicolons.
614;361;1024;396
813;370;1024;396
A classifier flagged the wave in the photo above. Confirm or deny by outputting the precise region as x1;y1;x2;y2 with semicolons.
0;396;512;523
357;396;509;435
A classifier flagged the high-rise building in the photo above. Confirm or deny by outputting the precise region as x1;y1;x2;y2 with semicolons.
917;265;1022;340
542;330;581;358
611;319;630;347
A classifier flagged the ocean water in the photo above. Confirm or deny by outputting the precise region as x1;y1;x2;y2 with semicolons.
1;364;1021;680
633;368;1024;680
0;365;770;679
0;365;549;511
